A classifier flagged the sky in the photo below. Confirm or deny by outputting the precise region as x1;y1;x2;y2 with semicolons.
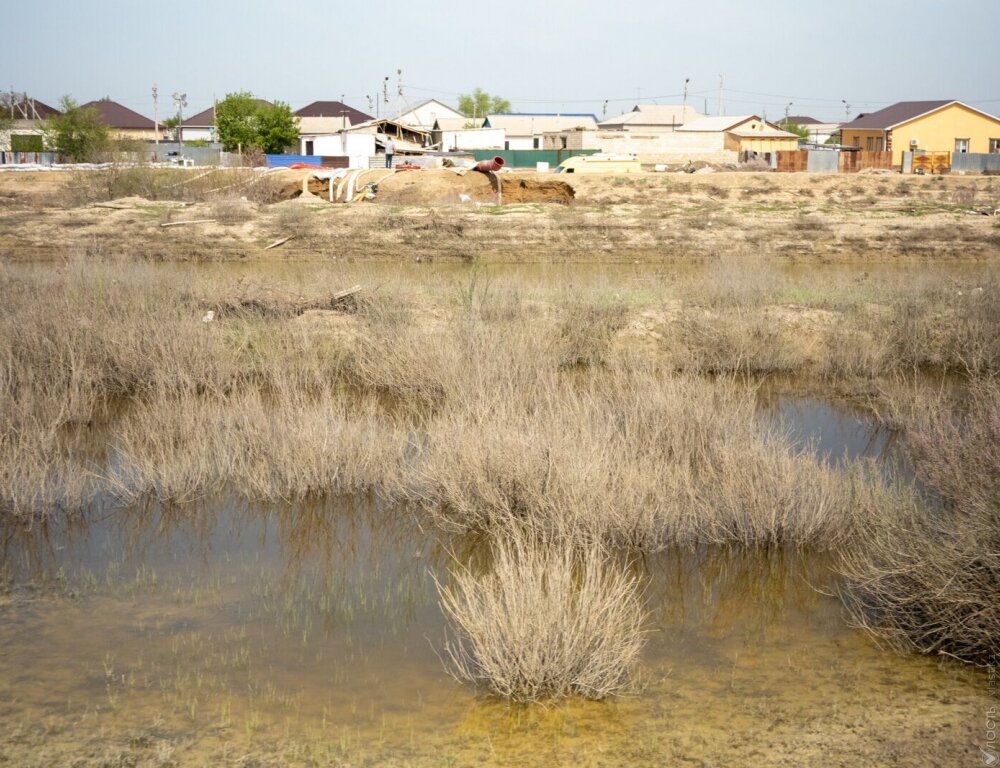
3;0;998;124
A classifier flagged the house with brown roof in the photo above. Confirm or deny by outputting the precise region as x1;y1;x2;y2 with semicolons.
840;100;1000;165
1;96;61;151
82;99;160;141
295;100;373;151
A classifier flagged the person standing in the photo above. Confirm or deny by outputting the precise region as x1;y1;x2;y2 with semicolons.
384;136;395;168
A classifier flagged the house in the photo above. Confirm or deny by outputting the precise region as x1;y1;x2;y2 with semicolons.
483;113;598;150
840;100;1000;165
677;115;799;162
431;117;505;151
181;100;273;143
782;115;840;145
395;99;465;131
1;96;60;151
598;104;704;131
295;100;373;144
81;99;160;141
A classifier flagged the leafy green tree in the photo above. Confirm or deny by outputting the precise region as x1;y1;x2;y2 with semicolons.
215;92;298;154
161;115;180;142
780;121;811;140
215;91;259;152
457;89;511;120
44;97;109;162
255;101;299;154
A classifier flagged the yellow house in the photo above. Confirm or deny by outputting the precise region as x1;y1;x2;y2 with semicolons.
840;101;1000;166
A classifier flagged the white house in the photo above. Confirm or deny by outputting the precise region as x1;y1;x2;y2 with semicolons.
300;133;376;167
431;118;505;151
482;113;598;150
395;99;464;131
598;104;704;131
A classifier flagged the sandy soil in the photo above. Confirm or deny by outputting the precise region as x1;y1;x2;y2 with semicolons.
0;169;997;262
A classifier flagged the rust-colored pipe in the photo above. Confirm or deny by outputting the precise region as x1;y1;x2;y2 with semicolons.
473;156;506;173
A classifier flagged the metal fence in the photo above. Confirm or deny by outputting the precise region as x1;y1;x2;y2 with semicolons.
471;149;599;168
0;150;58;165
951;153;1000;173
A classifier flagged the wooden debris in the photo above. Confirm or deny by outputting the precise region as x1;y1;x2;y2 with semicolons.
332;285;362;304
92;202;131;210
264;235;295;250
159;219;217;228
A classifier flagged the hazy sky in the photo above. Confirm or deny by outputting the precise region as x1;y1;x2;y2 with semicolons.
3;0;998;123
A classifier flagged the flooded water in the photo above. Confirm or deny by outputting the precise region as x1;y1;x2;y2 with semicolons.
0;397;992;765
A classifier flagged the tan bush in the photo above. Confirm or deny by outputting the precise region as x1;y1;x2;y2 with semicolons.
437;528;647;701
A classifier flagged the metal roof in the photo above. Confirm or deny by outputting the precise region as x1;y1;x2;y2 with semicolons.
785;115;821;125
295;100;372;124
483;113;597;135
599;104;703;128
677;115;760;132
841;100;961;130
80;100;155;129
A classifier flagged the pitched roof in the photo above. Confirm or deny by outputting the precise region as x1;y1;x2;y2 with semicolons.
295;100;372;124
841;100;964;130
433;117;481;131
785;115;821;125
7;97;61;119
600;104;703;128
80;100;155;129
729;126;800;139
484;113;597;135
677;115;760;132
182;100;273;127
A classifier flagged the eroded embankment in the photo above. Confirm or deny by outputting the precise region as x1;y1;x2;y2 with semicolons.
1;169;998;261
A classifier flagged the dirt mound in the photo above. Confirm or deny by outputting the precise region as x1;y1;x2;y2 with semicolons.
376;169;495;205
500;176;575;204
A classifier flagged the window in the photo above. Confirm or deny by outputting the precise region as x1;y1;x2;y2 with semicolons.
533;137;540;149
504;141;510;150
852;136;861;148
304;140;314;155
955;138;969;154
876;137;884;151
866;137;874;151
989;138;1000;154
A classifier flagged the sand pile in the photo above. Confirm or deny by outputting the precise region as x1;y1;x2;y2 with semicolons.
270;168;574;206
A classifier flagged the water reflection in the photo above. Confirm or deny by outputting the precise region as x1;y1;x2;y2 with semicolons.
0;492;988;765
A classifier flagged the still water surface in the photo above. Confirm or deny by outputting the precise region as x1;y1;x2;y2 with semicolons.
0;399;989;766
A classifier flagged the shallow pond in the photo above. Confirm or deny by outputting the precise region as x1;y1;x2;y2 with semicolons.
0;400;991;766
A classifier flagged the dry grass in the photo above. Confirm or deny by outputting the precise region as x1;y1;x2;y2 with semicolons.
837;380;1000;666
437;527;647;701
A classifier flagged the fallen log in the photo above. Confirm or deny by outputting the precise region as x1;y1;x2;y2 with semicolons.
264;235;295;250
160;219;217;228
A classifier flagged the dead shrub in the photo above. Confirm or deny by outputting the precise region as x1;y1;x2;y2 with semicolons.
838;380;1000;666
437;528;647;701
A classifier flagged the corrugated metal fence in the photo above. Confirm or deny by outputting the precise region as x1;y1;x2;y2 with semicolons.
776;150;891;173
951;153;1000;173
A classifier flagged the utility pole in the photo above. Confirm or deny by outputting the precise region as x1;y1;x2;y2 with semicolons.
341;92;347;132
152;84;159;145
682;78;690;112
172;92;187;146
784;102;792;124
718;75;724;116
842;99;851;123
383;76;389;119
602;99;608;119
